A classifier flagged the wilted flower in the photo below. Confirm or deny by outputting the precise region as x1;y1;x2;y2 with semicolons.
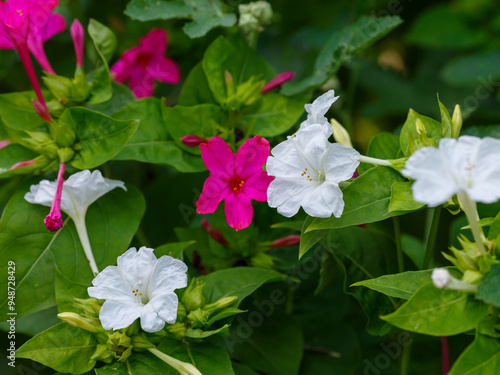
111;28;180;98
88;247;188;333
196;136;274;231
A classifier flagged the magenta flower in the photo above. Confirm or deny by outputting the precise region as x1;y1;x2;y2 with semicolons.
260;71;295;94
196;136;274;231
70;19;84;68
110;28;180;98
0;0;65;74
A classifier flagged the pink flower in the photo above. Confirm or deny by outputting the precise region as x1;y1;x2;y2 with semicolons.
260;71;295;94
196;136;274;231
0;0;65;74
70;19;84;68
110;29;180;98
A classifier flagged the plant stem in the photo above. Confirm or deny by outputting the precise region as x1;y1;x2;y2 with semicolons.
393;217;404;273
400;337;412;375
73;217;99;275
441;336;450;375
358;155;392;167
422;207;441;269
458;192;486;254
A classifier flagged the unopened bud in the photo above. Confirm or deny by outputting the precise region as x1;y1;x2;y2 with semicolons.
431;268;477;292
330;118;353;148
71;19;85;68
225;71;235;97
182;279;206;311
32;99;53;123
148;348;203;375
260;71;295;94
200;219;227;245
58;312;99;332
451;104;462;138
271;234;301;248
204;296;237;314
0;140;10;150
180;135;208;147
415;118;426;136
9;160;35;171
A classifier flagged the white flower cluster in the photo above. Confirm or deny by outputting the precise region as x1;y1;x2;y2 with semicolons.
266;91;360;218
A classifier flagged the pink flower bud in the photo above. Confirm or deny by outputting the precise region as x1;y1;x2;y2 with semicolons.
181;135;208;147
271;234;301;248
260;71;295;94
32;99;52;122
44;213;63;232
44;162;66;232
0;140;11;150
9;159;35;170
200;218;228;246
71;19;84;68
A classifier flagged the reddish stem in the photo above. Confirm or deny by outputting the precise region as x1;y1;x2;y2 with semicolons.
16;42;47;106
441;336;449;375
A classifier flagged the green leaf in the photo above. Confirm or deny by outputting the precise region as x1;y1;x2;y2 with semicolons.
325;227;398;336
382;283;488;336
200;267;289;305
0;143;38;176
437;96;452;136
442;51;500;87
400;108;445;156
233;363;260;375
304;167;407;233
0;91;47;131
477;263;500;307
203;36;275;105
154;241;196;262
448;333;500;375
244;93;308;137
112;99;204;172
55;267;90;313
299;216;327;258
488;211;500;240
353;268;460;300
87;19;116;104
406;5;488;50
462;125;500;140
283;15;402;95
358;132;402;174
229;310;303;375
179;63;218;106
389;181;425;213
88;81;136;116
16;323;97;375
0;184;145;318
68;107;139;169
162;104;224;156
125;0;236;39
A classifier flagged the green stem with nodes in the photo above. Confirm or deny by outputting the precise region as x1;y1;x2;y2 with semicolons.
393;217;404;273
73;217;99;275
422;207;441;269
358;155;392;167
457;192;486;254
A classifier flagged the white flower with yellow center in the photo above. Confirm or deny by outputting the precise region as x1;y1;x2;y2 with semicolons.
300;89;339;137
88;247;188;333
266;124;360;218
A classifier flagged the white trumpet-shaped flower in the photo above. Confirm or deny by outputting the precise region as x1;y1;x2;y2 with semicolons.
402;136;500;206
25;169;126;274
88;247;188;333
266;124;360;218
300;89;339;137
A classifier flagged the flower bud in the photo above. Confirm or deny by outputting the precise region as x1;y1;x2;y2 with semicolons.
330;118;353;148
71;19;85;68
148;348;203;375
49;116;77;148
57;312;99;332
32;99;52;123
203;296;237;315
180;135;208;147
107;331;133;362
415;118;426;136
271;234;301;248
0;140;10;150
260;71;294;94
201;219;228;245
451;104;462;139
431;268;477;292
166;322;187;340
225;70;235;97
181;279;206;311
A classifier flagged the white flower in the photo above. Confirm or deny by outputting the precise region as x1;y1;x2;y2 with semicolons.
25;169;126;223
25;169;127;275
300;90;339;137
88;247;188;333
266;124;360;218
402;136;500;207
431;268;451;288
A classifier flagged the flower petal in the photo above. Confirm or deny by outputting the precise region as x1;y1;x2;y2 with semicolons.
302;182;344;218
196;175;229;214
146;292;179;326
139;28;167;55
267;179;315;217
224;193;253;230
467;137;500;203
323;143;360;183
24;179;55;207
200;137;235;179
148;56;180;84
129;68;155;98
117;247;157;287
88;265;135;302
99;300;143;330
235;135;270;179
147;256;188;299
243;169;273;202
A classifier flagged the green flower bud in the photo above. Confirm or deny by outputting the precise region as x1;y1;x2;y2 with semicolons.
166;322;187;340
49;116;77;148
182;279;206;312
451;104;462;138
57;312;99;332
186;308;208;327
330;118;353;148
23;131;58;159
74;297;102;317
204;296;237;315
107;331;133;362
